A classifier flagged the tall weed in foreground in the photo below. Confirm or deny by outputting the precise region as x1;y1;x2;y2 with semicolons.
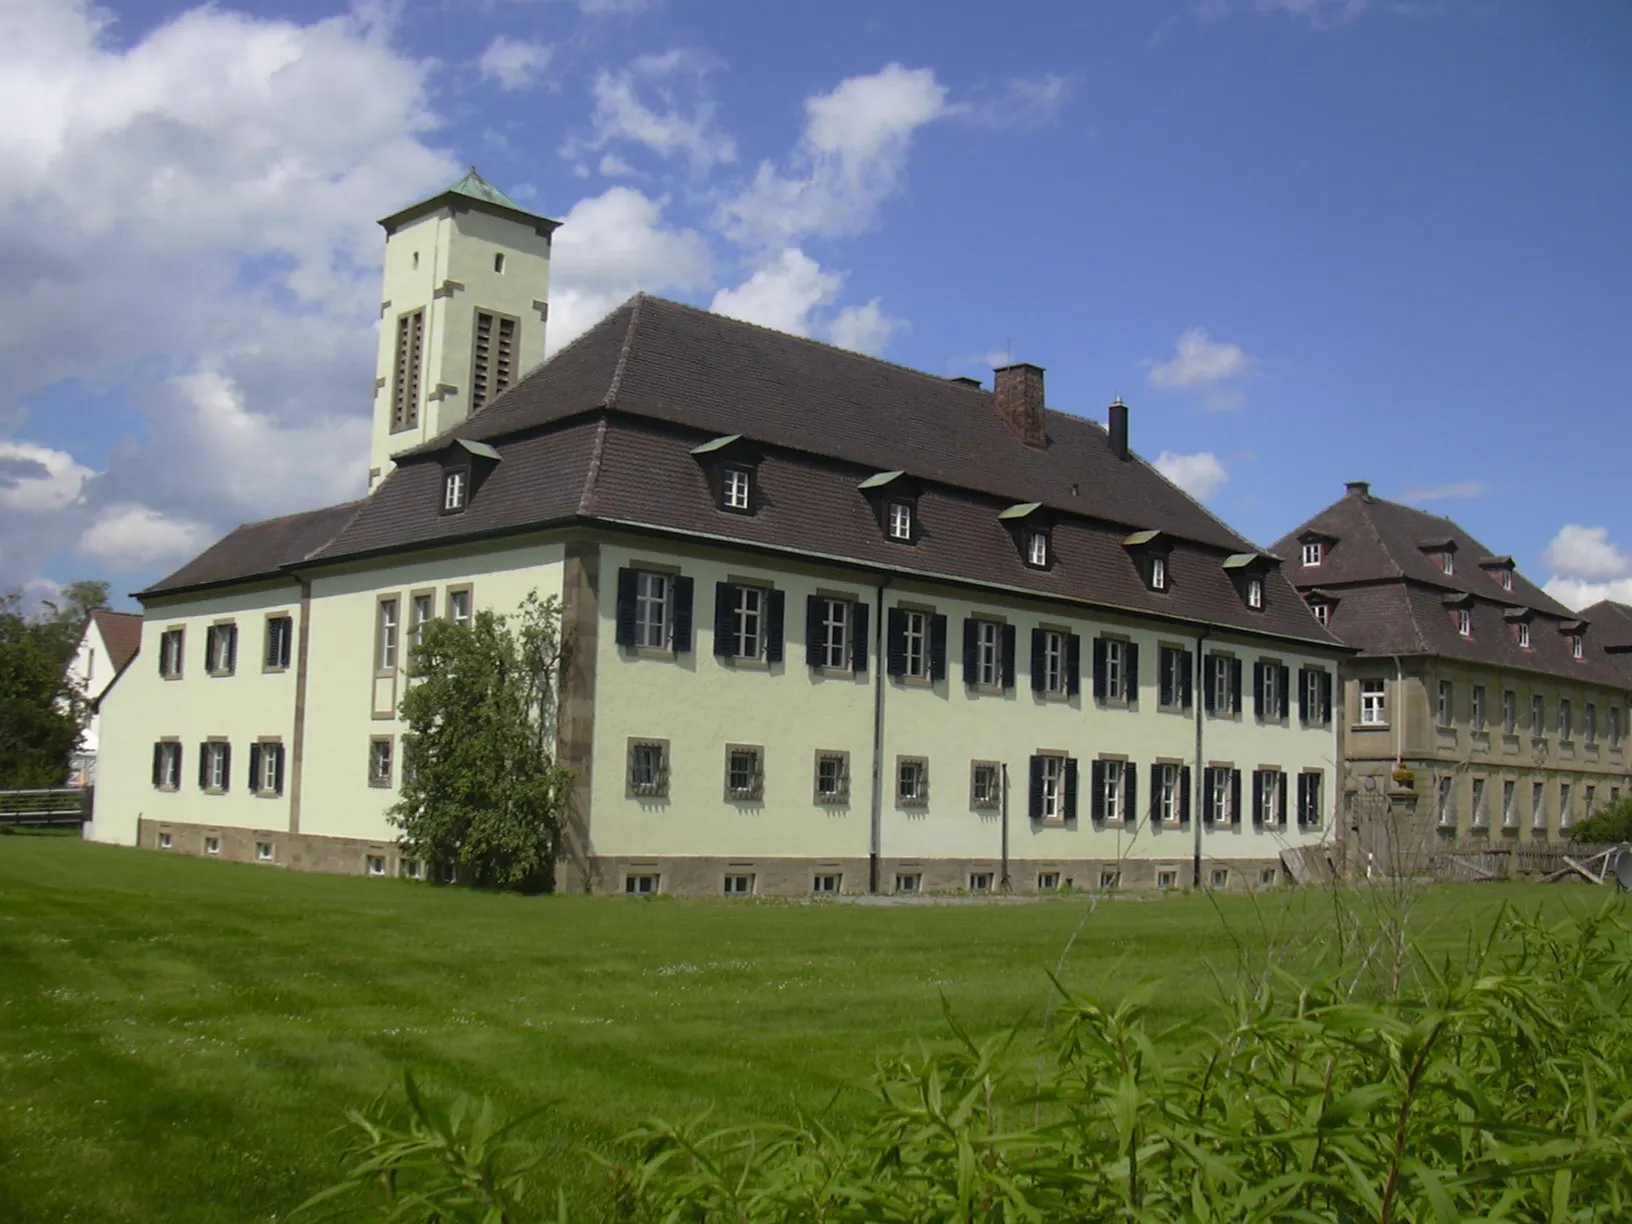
304;903;1632;1223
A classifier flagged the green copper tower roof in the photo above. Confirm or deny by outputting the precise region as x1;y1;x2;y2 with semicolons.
378;166;561;237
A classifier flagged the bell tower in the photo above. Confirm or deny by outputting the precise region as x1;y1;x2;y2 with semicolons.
368;168;561;490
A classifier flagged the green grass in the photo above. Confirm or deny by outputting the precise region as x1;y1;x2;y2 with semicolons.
0;829;1607;1222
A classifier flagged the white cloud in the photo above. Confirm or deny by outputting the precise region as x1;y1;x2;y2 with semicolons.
1147;328;1256;411
1541;525;1631;582
0;442;93;513
546;186;713;351
477;36;553;92
960;75;1072;131
1543;576;1632;612
0;0;457;588
574;49;736;175
1399;480;1490;502
76;504;212;571
1154;450;1229;501
720;63;950;248
711;249;840;338
829;299;905;356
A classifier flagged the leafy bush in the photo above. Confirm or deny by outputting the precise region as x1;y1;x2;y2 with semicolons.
1570;796;1632;845
305;904;1632;1222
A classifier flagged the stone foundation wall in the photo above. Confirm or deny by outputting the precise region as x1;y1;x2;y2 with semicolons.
133;819;1287;896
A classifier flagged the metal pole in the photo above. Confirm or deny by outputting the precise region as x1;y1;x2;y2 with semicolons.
1000;763;1011;891
1193;627;1211;888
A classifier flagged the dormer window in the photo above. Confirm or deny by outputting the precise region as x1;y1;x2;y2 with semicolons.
722;465;752;513
888;500;914;541
1498;569;1512;590
1150;555;1167;591
1518;622;1531;649
1573;633;1585;660
1458;609;1472;637
1310;600;1329;626
443;468;468;512
1247;578;1264;609
1123;529;1173;593
1441;552;1454;575
1222;552;1273;611
1302;541;1322;566
1025;529;1048;568
692;434;762;517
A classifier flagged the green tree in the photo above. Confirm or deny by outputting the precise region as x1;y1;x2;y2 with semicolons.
390;591;574;890
1571;794;1632;843
37;580;112;662
0;591;89;788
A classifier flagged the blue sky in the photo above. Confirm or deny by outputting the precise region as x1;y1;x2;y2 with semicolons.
2;0;1629;610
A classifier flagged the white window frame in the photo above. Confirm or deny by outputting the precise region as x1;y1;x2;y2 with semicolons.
813;873;842;895
1503;690;1517;735
722;466;751;511
634;571;671;650
1039;755;1065;821
1156;763;1180;825
1211;654;1235;714
1559;782;1573;830
448;588;473;630
887;499;913;541
1441;552;1455;575
971;761;1001;809
206;623;235;675
821;599;851;670
1042;630;1066;696
625;874;659;896
1471;685;1486;732
1310;601;1329;626
205;742;228;792
1247;578;1264;609
1257;770;1284;827
815;752;848;803
1437;777;1455;827
1038;872;1061;891
723;874;754;896
1360;679;1387;726
902;609;929;679
377;599;399;671
1104;638;1125;701
1572;634;1585;660
1301;541;1322;566
1532;782;1547;830
1150;555;1167;590
1208;769;1231;825
1261;664;1283;721
1502;780;1518;828
1585;704;1597;745
1470;778;1488;828
733;585;767;660
975;619;1002;688
258;743;282;795
629;741;666;796
1102;762;1125;825
1518;622;1531;649
156;742;181;790
1457;609;1471;637
409;593;435;656
443;469;467;512
1026;530;1048;567
368;737;393;787
160;628;184;678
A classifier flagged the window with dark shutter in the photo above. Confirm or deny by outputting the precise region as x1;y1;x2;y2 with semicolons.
805;595;825;668
1090;760;1106;824
151;743;163;788
1122;762;1138;826
248;744;263;793
765;590;785;663
851;603;869;673
672;577;694;653
1125;643;1139;702
1066;634;1081;696
197;743;208;790
1064;758;1079;820
962;618;979;687
615;569;638;647
1001;624;1016;690
1230;769;1242;825
1179;766;1192;826
714;582;737;658
1092;638;1107;700
1030;629;1046;693
886;608;907;676
1028;755;1044;819
929;614;948;681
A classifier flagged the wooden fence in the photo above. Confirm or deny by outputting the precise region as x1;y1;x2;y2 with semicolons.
1429;840;1624;883
0;788;91;827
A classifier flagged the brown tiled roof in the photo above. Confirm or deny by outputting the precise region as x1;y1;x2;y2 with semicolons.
1270;488;1571;615
320;413;1343;647
90;610;142;672
142;501;365;596
1274;490;1629;689
1582;600;1632;651
407;294;1254;552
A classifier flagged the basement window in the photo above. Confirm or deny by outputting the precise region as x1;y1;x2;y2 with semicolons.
158;831;173;850
723;874;754;896
204;836;220;855
366;855;387;876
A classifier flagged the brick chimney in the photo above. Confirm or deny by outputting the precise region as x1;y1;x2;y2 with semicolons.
1345;480;1371;499
993;363;1046;448
1108;397;1129;460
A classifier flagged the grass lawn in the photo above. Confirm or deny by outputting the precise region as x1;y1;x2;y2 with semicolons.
0;829;1613;1222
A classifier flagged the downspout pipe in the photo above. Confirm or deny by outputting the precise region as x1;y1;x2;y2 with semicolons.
1193;626;1212;888
869;576;893;894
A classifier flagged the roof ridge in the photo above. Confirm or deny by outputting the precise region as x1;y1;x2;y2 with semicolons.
577;417;609;516
605;293;644;409
632;293;1005;400
1352;497;1406;579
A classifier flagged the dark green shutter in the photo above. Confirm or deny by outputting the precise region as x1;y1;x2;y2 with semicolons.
713;583;736;658
151;743;163;787
765;589;786;663
805;595;825;668
614;568;637;646
886;608;906;676
1278;666;1291;718
1123;762;1138;825
672;576;694;652
1064;758;1079;820
1028;756;1044;819
1090;760;1106;824
220;744;231;793
1203;655;1217;712
1030;628;1045;693
1067;634;1081;696
1253;662;1266;719
850;602;869;674
1230;770;1242;826
1321;672;1334;724
1159;648;1174;706
197;743;208;790
1298;667;1310;723
1181;651;1194;709
225;625;237;674
1001;624;1016;690
1125;643;1139;702
962;618;978;686
1230;658;1243;714
248;743;262;792
273;746;285;797
1179;767;1192;827
1092;638;1108;700
1252;771;1264;827
930;615;948;681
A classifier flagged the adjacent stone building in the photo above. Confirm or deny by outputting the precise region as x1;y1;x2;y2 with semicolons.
89;171;1350;895
1273;485;1631;844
